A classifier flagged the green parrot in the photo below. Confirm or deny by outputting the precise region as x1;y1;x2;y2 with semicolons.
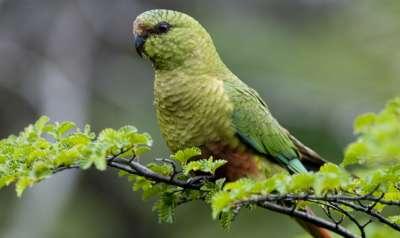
133;9;330;238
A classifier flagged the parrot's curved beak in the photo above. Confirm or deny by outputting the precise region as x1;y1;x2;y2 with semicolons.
134;33;146;57
133;19;148;57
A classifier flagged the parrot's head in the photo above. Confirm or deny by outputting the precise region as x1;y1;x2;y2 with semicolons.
133;9;219;70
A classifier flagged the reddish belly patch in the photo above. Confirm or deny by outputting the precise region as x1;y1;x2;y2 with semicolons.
201;143;261;181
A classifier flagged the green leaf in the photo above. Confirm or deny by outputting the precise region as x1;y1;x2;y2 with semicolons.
343;97;400;167
388;216;400;224
132;176;154;192
15;176;34;197
219;211;236;231
134;146;151;156
0;175;16;189
314;163;349;195
354;113;376;133
263;173;290;194
34;116;50;133
33;161;52;179
153;193;177;223
183;158;226;175
147;162;173;176
211;191;232;218
288;173;314;192
57;121;76;138
342;142;368;166
129;132;152;146
172;147;201;165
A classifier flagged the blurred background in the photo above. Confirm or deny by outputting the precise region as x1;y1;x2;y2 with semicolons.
0;0;399;237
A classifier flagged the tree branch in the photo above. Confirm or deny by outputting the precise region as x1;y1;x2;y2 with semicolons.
107;157;202;189
52;156;400;238
256;201;357;238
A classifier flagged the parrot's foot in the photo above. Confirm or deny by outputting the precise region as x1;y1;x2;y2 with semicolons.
155;158;182;181
186;175;215;187
155;158;180;172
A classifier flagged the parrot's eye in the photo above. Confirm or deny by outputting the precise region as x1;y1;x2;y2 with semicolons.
154;22;171;34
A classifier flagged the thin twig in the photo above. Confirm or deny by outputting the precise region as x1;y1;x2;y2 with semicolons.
329;202;367;238
256;201;357;238
337;200;400;231
246;194;400;206
107;157;202;189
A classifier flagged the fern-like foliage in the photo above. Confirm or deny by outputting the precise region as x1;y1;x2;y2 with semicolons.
0;116;152;196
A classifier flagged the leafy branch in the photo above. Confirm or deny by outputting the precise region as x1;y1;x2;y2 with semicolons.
53;149;358;237
1;97;400;238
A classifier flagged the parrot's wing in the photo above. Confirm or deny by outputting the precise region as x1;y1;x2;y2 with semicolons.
224;79;307;174
288;133;327;171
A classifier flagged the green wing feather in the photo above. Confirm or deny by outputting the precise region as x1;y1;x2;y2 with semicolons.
224;78;307;174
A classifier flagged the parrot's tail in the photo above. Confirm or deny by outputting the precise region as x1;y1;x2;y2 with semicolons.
295;207;331;238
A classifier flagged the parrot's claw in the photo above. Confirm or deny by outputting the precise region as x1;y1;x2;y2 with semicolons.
186;175;214;187
155;158;181;176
